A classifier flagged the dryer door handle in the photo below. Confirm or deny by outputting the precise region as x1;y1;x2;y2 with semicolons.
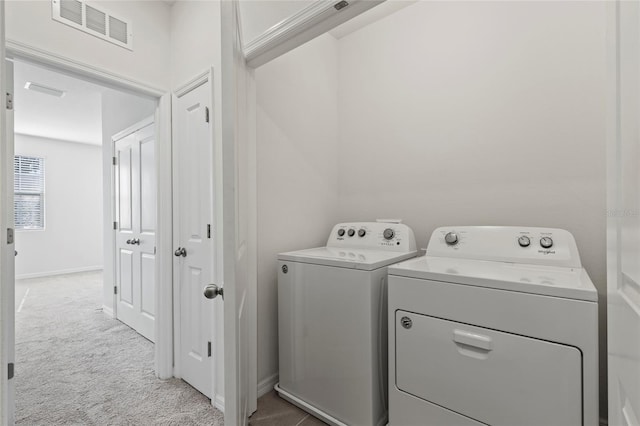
453;329;493;351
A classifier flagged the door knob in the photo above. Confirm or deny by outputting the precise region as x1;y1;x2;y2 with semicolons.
174;247;187;257
203;284;223;300
126;239;132;245
131;238;141;245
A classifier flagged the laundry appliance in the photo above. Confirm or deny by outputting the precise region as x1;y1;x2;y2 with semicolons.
276;221;417;426
388;226;598;426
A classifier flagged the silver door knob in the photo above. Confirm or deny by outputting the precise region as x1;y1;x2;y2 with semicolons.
204;284;223;300
131;238;141;245
126;239;132;245
174;247;187;257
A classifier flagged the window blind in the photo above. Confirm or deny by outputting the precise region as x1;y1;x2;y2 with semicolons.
14;156;45;230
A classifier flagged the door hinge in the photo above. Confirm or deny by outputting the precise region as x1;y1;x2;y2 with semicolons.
114;286;118;295
6;93;13;110
8;363;14;380
6;228;14;244
208;341;212;357
112;156;117;166
205;107;210;123
207;224;211;239
113;221;117;230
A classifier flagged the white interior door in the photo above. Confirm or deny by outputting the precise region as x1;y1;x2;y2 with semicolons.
114;120;156;342
608;2;640;425
173;78;215;399
222;1;254;423
1;57;15;425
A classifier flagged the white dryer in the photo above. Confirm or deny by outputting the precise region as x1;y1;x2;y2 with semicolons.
388;226;598;426
276;221;417;426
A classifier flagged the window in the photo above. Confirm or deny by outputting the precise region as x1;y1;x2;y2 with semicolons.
14;155;45;230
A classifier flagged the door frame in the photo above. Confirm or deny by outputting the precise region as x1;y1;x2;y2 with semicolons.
3;41;174;382
110;114;155;325
171;69;225;410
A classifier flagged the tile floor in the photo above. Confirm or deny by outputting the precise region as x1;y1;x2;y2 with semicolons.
250;391;328;426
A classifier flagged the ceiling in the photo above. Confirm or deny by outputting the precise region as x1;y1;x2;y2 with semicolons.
13;60;149;145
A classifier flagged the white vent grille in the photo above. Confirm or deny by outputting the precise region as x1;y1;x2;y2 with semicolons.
85;5;106;35
60;0;83;25
52;0;133;50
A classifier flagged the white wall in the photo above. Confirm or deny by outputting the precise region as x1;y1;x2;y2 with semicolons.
14;134;103;279
336;1;608;417
101;90;156;314
254;1;608;416
6;0;172;91
255;34;339;387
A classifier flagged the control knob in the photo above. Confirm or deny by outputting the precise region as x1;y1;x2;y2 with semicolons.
383;228;395;240
540;237;553;249
337;229;345;237
347;229;356;237
358;229;366;237
444;232;459;245
518;236;531;247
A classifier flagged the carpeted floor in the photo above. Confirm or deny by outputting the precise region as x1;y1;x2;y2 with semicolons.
14;270;224;425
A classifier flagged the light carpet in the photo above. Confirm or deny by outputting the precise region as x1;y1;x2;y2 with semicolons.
15;271;224;426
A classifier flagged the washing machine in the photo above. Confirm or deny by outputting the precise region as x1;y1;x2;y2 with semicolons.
275;221;417;426
388;226;598;426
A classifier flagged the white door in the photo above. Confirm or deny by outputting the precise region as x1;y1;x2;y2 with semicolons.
114;120;156;342
222;1;253;423
608;2;640;424
1;58;15;425
173;79;215;399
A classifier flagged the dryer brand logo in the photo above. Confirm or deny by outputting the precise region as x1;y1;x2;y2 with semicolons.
538;249;556;255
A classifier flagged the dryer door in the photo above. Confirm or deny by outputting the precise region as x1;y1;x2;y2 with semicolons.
395;311;582;426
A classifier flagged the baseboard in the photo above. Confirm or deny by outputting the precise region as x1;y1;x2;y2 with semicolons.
214;394;225;412
16;266;103;280
257;372;279;398
102;305;114;318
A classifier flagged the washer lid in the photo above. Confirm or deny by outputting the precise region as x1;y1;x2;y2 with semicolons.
388;256;597;302
278;247;417;271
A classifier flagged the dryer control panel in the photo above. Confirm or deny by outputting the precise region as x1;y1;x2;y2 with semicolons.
328;222;417;253
426;226;581;268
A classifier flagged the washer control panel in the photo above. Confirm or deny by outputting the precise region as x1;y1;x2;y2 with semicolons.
328;222;417;253
426;226;581;268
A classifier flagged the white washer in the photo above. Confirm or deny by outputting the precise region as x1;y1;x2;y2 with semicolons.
276;221;417;426
388;226;598;426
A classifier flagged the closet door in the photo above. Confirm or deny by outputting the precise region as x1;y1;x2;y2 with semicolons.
114;121;156;342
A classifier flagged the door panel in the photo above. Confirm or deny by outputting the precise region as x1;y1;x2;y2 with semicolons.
174;80;215;399
114;120;156;342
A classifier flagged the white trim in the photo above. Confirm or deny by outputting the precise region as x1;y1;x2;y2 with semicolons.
244;0;382;67
102;305;114;318
246;66;258;415
174;70;209;98
111;115;154;143
257;373;278;398
275;384;349;426
15;266;103;280
214;394;225;412
154;94;173;380
6;39;164;97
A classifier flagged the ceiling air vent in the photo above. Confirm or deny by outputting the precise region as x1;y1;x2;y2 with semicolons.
51;0;133;50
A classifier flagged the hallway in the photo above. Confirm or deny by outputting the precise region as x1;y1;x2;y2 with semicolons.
14;271;224;425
